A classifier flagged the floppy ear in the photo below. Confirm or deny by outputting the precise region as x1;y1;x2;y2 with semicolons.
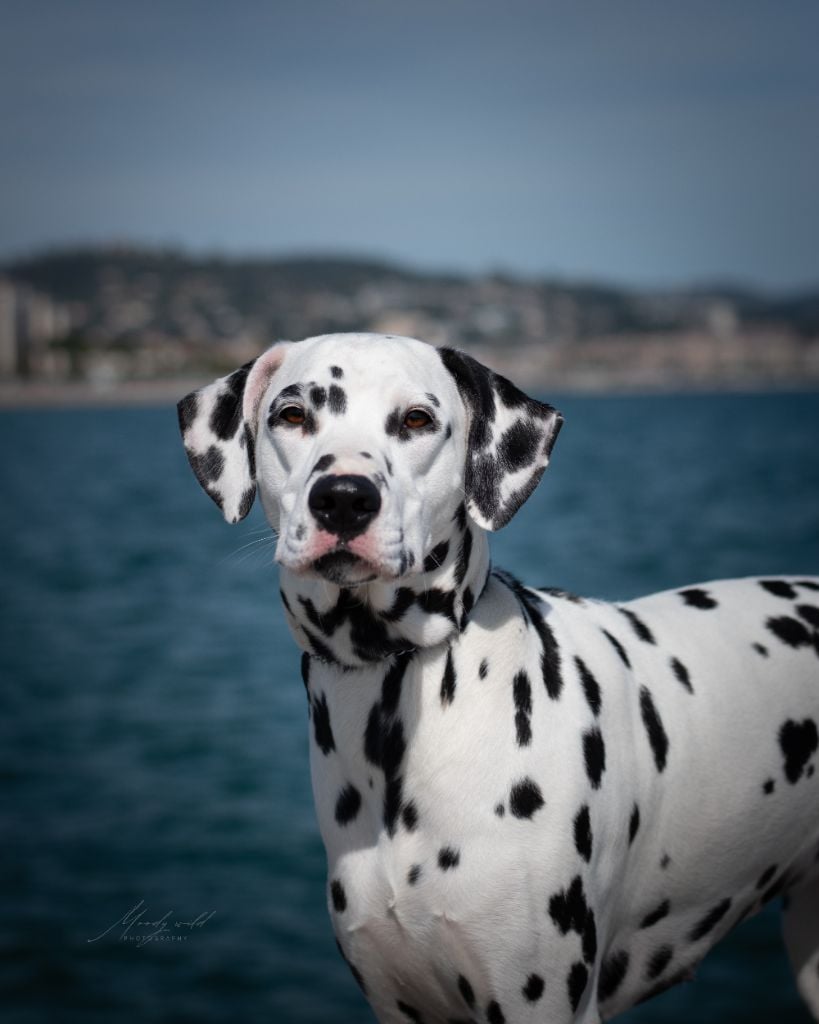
438;347;563;531
177;343;290;523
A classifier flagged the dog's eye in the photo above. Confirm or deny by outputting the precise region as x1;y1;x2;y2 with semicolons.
280;406;306;426
404;409;432;429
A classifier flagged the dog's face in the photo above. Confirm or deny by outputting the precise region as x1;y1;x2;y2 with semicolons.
178;333;562;587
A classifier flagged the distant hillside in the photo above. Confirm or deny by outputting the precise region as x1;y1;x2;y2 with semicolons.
6;245;818;343
6;248;428;306
1;245;818;393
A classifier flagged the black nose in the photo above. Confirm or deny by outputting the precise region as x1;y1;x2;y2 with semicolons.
308;474;382;538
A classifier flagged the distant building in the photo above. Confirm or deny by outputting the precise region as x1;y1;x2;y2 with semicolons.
0;278;70;377
0;278;16;376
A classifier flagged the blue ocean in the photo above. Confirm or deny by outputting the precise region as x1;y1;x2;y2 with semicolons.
2;391;818;1024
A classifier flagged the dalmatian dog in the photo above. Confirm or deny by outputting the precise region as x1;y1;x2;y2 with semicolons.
178;332;819;1024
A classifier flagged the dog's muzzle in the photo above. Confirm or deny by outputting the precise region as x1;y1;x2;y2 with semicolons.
308;474;381;539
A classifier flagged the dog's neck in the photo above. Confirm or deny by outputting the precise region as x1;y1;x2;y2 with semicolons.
278;508;490;670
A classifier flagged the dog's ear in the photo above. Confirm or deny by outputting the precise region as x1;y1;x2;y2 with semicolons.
438;347;563;531
177;343;290;523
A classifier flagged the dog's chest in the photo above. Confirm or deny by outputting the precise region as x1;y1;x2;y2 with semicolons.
303;580;612;996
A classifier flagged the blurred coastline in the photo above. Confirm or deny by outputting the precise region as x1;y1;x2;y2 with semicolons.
2;245;818;406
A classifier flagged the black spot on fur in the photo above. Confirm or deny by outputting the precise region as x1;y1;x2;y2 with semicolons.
331;879;347;912
763;778;775;794
688;898;732;941
236;486;255;520
575;656;601;716
479;658;489;680
629;803;641;844
359;450;371;458
209;362;252;440
513;670;533;746
310;453;336;476
497;418;540;472
549;875;597;963
408;864;421;885
455;526;473;587
380;653;409;716
486;1000;505;1024
460;586;474;631
381;587;416;623
509;777;545;819
646;945;673;979
796;604;819;628
640;687;669;772
498;572;563;698
177;392;198;432
598;951;629;1001
756;865;778;890
189;444;225;483
401;801;418;831
397;1000;422;1022
523;973;545;1002
457;975;475;1008
752;642;769;657
243;423;256;477
416;587;458;625
660;853;671;869
619;607;656;643
335;783;362;826
311;692;335;755
330;365;343;379
641;899;671;928
779;718;818;783
309;385;327;409
300;589;413;663
602;629;630;667
438;846;460;870
440;648;457;706
797;580;819;591
328;384;347;414
567;961;589;1012
583;727;606;789
300;651;310;695
423;540;450;572
363;655;412;836
574;805;592;862
679;588;718;609
670;656;694;693
767;615;812;648
760;579;797;599
494;803;505;817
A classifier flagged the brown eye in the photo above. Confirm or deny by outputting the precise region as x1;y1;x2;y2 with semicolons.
280;406;306;426
404;408;432;429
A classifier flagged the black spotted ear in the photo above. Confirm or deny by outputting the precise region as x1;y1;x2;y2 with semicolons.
177;343;290;523
438;347;563;531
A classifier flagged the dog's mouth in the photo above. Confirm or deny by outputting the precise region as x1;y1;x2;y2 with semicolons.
311;549;379;585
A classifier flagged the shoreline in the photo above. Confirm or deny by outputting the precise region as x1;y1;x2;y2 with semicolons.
0;375;817;409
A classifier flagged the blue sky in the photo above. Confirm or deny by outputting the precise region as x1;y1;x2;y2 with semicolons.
2;0;818;288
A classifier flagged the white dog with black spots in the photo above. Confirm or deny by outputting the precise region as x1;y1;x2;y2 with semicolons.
178;332;819;1024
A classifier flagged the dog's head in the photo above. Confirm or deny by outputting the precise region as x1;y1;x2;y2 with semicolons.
178;333;562;586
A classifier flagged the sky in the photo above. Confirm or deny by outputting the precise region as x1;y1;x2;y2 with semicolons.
1;0;818;289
